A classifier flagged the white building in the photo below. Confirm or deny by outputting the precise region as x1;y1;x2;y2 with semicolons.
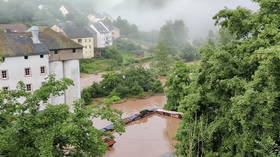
0;26;83;110
90;21;113;55
59;5;69;17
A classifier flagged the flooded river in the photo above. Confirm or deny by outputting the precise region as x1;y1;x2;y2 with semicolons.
81;71;180;157
105;115;180;157
92;95;180;157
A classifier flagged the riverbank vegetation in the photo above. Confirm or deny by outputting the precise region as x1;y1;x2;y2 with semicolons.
166;1;280;156
82;66;164;105
80;39;153;74
0;76;124;156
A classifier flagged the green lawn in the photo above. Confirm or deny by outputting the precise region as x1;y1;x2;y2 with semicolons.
80;51;153;74
80;59;119;74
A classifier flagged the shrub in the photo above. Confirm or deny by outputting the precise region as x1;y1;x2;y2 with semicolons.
81;66;164;103
102;47;123;64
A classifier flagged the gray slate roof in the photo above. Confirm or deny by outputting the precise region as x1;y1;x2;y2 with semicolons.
101;19;114;31
92;22;109;33
0;27;83;57
57;23;97;39
39;27;83;50
0;31;48;57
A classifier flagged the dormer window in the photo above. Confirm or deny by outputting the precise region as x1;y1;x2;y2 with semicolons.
24;56;28;59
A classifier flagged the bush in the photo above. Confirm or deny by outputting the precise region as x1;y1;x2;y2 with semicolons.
81;66;164;103
81;87;93;105
102;47;123;64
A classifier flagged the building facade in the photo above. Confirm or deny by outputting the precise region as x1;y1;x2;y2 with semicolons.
0;26;83;110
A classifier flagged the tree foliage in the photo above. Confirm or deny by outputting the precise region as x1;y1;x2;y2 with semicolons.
158;20;199;62
82;66;164;104
168;1;280;156
151;40;175;76
0;76;124;157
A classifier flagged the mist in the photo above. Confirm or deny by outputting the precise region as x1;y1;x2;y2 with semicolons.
93;0;259;39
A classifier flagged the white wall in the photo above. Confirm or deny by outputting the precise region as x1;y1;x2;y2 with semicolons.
0;55;82;110
0;55;49;91
49;61;65;105
90;24;106;48
63;59;81;111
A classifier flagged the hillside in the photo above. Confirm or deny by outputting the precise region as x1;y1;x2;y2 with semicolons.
0;0;95;26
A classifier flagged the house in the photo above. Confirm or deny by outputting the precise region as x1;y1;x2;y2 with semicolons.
0;24;27;32
51;23;96;58
101;19;120;40
90;21;113;56
60;5;69;17
0;26;83;110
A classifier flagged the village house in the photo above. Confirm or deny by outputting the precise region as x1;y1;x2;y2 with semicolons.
90;21;113;56
51;23;96;58
101;19;121;40
0;26;83;110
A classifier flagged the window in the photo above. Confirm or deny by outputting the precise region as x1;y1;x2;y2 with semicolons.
1;70;8;79
72;49;76;53
24;68;31;76
78;39;82;43
26;84;32;91
2;87;9;90
54;50;58;54
89;45;91;49
24;56;28;59
40;66;46;74
40;55;44;58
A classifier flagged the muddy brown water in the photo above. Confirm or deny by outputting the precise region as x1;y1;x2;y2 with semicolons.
91;95;180;157
80;73;105;91
80;68;181;157
105;115;180;157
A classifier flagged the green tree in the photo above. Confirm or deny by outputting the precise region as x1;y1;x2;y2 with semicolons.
159;20;188;49
81;66;164;101
171;0;280;156
0;76;124;157
151;40;174;76
165;62;192;111
113;16;139;39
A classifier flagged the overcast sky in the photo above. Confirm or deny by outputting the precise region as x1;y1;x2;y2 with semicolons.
93;0;259;39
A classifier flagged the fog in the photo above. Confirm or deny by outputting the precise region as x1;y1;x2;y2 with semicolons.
93;0;259;39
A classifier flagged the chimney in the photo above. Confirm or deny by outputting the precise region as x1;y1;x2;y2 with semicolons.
27;26;40;44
